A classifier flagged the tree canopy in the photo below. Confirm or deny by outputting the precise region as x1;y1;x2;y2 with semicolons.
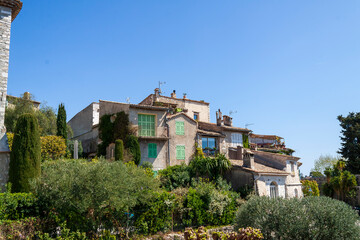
311;154;339;176
338;112;360;174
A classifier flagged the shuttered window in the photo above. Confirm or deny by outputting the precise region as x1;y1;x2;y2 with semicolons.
176;145;185;160
148;143;157;158
138;114;155;136
175;121;185;135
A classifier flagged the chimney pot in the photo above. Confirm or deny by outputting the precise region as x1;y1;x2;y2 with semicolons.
171;90;177;98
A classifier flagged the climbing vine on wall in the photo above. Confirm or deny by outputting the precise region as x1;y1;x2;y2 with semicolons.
243;134;249;149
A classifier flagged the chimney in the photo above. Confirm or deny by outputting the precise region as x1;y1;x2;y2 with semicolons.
154;88;160;101
23;92;30;100
223;115;232;126
216;109;223;126
236;145;243;160
171;90;177;98
183;93;187;99
243;150;255;169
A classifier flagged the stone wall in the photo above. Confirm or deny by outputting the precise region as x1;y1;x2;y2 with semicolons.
0;6;12;190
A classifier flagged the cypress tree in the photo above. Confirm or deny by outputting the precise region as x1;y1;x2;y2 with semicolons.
8;113;41;192
125;135;141;165
57;103;67;144
115;139;124;161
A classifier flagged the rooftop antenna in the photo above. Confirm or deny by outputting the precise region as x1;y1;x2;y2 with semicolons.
245;123;254;129
158;81;166;95
229;110;237;116
126;97;131;104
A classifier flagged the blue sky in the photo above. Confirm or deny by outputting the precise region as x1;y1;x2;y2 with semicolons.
7;0;360;175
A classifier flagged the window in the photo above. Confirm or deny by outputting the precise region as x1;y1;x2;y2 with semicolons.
176;145;185;160
231;133;243;147
175;121;185;135
193;112;199;121
291;162;295;174
202;137;217;155
270;182;278;198
148;143;157;158
138;114;155;136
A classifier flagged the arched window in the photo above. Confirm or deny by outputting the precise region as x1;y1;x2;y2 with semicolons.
270;182;278;198
295;188;298;198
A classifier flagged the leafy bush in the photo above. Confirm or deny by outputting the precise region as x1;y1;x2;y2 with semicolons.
234;196;360;240
9;113;41;193
115;139;124;161
6;132;13;151
125;135;141;165
159;164;192;191
0;217;39;240
41;135;67;160
134;191;175;234
182;179;239;227
189;154;231;180
301;180;320;197
32;160;159;236
0;190;37;220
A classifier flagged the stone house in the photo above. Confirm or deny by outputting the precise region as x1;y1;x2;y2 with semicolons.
68;89;303;197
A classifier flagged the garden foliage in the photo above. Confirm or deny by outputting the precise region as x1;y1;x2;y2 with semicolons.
41;135;67;160
115;139;124;161
301;180;320;197
235;196;360;240
125;135;141;165
32;160;159;236
56;103;67;145
9;113;41;193
159;164;192;191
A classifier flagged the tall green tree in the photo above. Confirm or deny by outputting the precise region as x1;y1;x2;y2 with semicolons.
338;112;360;174
5;95;56;136
311;154;339;176
8;113;41;192
56;103;67;144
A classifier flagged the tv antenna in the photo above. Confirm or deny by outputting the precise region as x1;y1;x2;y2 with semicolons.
158;81;166;94
126;97;131;104
245;123;254;129
229;110;237;116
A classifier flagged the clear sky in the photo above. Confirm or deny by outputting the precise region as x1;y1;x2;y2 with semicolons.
7;0;360;175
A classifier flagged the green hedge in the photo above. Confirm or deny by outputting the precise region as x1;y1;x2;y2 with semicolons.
235;196;360;240
0;191;37;220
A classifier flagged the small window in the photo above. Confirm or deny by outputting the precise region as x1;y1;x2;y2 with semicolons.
148;143;157;158
270;182;278;198
193;112;199;121
175;121;185;135
176;145;185;160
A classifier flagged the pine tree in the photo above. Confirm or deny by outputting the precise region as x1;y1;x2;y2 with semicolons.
338;112;360;174
57;103;67;144
115;139;124;161
8;113;41;192
125;135;141;165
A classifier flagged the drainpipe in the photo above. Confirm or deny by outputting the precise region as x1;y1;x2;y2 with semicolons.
254;173;262;195
165;109;171;167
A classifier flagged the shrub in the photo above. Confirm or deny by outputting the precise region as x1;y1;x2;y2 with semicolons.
6;132;13;151
234;196;360;240
9;113;41;193
0;189;37;220
41;136;67;160
125;135;141;165
56;103;67;145
0;217;39;240
115;139;124;161
301;180;320;197
182;179;239;227
159;164;192;191
32;160;159;235
189;154;231;180
134;191;175;234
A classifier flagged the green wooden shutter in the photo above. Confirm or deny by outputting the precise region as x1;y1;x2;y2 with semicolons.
138;114;156;136
176;145;185;160
175;121;185;135
148;143;157;158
